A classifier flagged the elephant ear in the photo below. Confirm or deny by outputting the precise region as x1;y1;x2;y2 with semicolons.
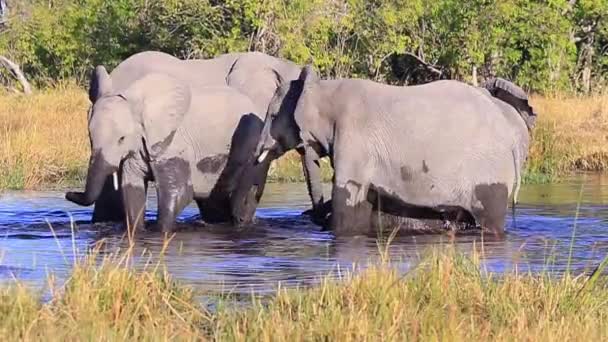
484;77;537;131
298;64;319;89
226;64;285;114
123;73;191;158
293;65;321;147
89;66;112;103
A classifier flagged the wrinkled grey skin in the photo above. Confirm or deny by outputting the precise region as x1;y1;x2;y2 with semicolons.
257;66;535;237
69;51;325;225
66;68;267;232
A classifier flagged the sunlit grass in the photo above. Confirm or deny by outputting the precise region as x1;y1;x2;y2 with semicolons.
527;93;608;182
0;87;606;189
0;83;89;189
0;247;207;340
1;242;608;340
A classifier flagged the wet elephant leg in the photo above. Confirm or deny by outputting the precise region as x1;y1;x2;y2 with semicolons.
229;154;272;226
300;146;325;217
153;158;193;232
121;159;149;232
330;180;373;236
91;175;124;223
121;179;147;232
204;114;272;225
471;183;509;238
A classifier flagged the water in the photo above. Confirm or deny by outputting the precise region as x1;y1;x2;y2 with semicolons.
1;174;608;295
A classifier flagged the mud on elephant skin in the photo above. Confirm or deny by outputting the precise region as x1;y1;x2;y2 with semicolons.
66;66;267;233
302;193;478;236
257;65;535;237
197;114;273;226
74;50;324;225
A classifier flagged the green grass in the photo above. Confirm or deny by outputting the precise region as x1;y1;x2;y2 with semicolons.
2;242;608;341
267;152;333;183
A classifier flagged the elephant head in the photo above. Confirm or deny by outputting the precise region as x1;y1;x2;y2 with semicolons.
256;65;325;162
66;67;190;206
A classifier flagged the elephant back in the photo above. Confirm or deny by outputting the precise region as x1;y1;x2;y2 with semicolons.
180;86;260;153
109;51;182;92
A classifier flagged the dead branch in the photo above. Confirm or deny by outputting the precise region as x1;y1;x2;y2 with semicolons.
0;55;32;95
403;52;443;76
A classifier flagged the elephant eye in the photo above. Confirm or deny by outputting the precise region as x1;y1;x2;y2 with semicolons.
118;136;126;144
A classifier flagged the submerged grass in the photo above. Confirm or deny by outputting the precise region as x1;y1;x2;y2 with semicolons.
2;243;608;341
0;87;607;189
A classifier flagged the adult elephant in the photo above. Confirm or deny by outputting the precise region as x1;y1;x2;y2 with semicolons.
256;66;536;237
66;67;270;232
68;51;325;225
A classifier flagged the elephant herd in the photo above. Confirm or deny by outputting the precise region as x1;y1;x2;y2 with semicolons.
65;51;536;237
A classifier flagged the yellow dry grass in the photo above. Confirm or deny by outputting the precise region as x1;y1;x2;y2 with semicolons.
0;87;606;189
527;93;608;180
0;84;89;189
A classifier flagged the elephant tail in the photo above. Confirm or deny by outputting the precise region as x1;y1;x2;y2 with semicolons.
511;148;522;228
484;77;537;131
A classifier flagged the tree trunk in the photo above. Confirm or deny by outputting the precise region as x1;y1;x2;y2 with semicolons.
471;66;478;87
0;56;32;95
581;34;595;94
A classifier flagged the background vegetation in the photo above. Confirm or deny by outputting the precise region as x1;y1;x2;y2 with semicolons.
0;0;606;93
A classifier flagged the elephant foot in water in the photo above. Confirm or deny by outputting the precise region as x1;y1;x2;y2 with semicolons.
304;199;479;235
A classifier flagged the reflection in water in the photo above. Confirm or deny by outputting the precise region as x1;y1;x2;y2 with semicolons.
1;174;608;294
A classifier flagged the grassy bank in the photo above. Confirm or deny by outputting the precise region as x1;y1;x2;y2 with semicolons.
2;245;607;340
1;86;607;190
0;85;89;189
525;93;608;182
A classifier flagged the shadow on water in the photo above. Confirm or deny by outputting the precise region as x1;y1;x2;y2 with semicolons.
1;173;608;294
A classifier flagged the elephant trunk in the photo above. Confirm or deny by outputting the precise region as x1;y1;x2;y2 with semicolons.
255;120;277;163
66;152;118;206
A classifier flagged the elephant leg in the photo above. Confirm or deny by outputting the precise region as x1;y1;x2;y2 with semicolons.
300;146;325;220
471;183;509;237
153;160;193;233
91;174;124;223
229;154;272;226
330;180;373;236
121;181;147;232
198;196;231;224
121;160;148;232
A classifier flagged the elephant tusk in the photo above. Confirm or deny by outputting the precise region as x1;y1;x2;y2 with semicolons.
257;150;269;163
113;172;119;191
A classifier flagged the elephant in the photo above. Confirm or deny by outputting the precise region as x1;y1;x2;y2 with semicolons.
256;65;536;237
66;67;270;232
69;51;326;226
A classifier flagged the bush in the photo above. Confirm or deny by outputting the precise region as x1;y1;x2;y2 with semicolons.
0;0;606;93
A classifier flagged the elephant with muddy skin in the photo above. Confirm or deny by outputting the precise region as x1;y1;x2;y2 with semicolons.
66;67;272;232
67;51;326;227
256;66;536;237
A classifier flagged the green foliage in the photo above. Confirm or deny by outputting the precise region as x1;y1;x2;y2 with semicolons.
0;0;606;92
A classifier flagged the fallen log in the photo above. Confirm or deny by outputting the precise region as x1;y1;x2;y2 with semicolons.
0;55;32;95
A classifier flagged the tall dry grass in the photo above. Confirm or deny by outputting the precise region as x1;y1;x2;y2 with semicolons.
527;93;608;181
0;87;606;189
2;244;608;340
0;84;89;189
